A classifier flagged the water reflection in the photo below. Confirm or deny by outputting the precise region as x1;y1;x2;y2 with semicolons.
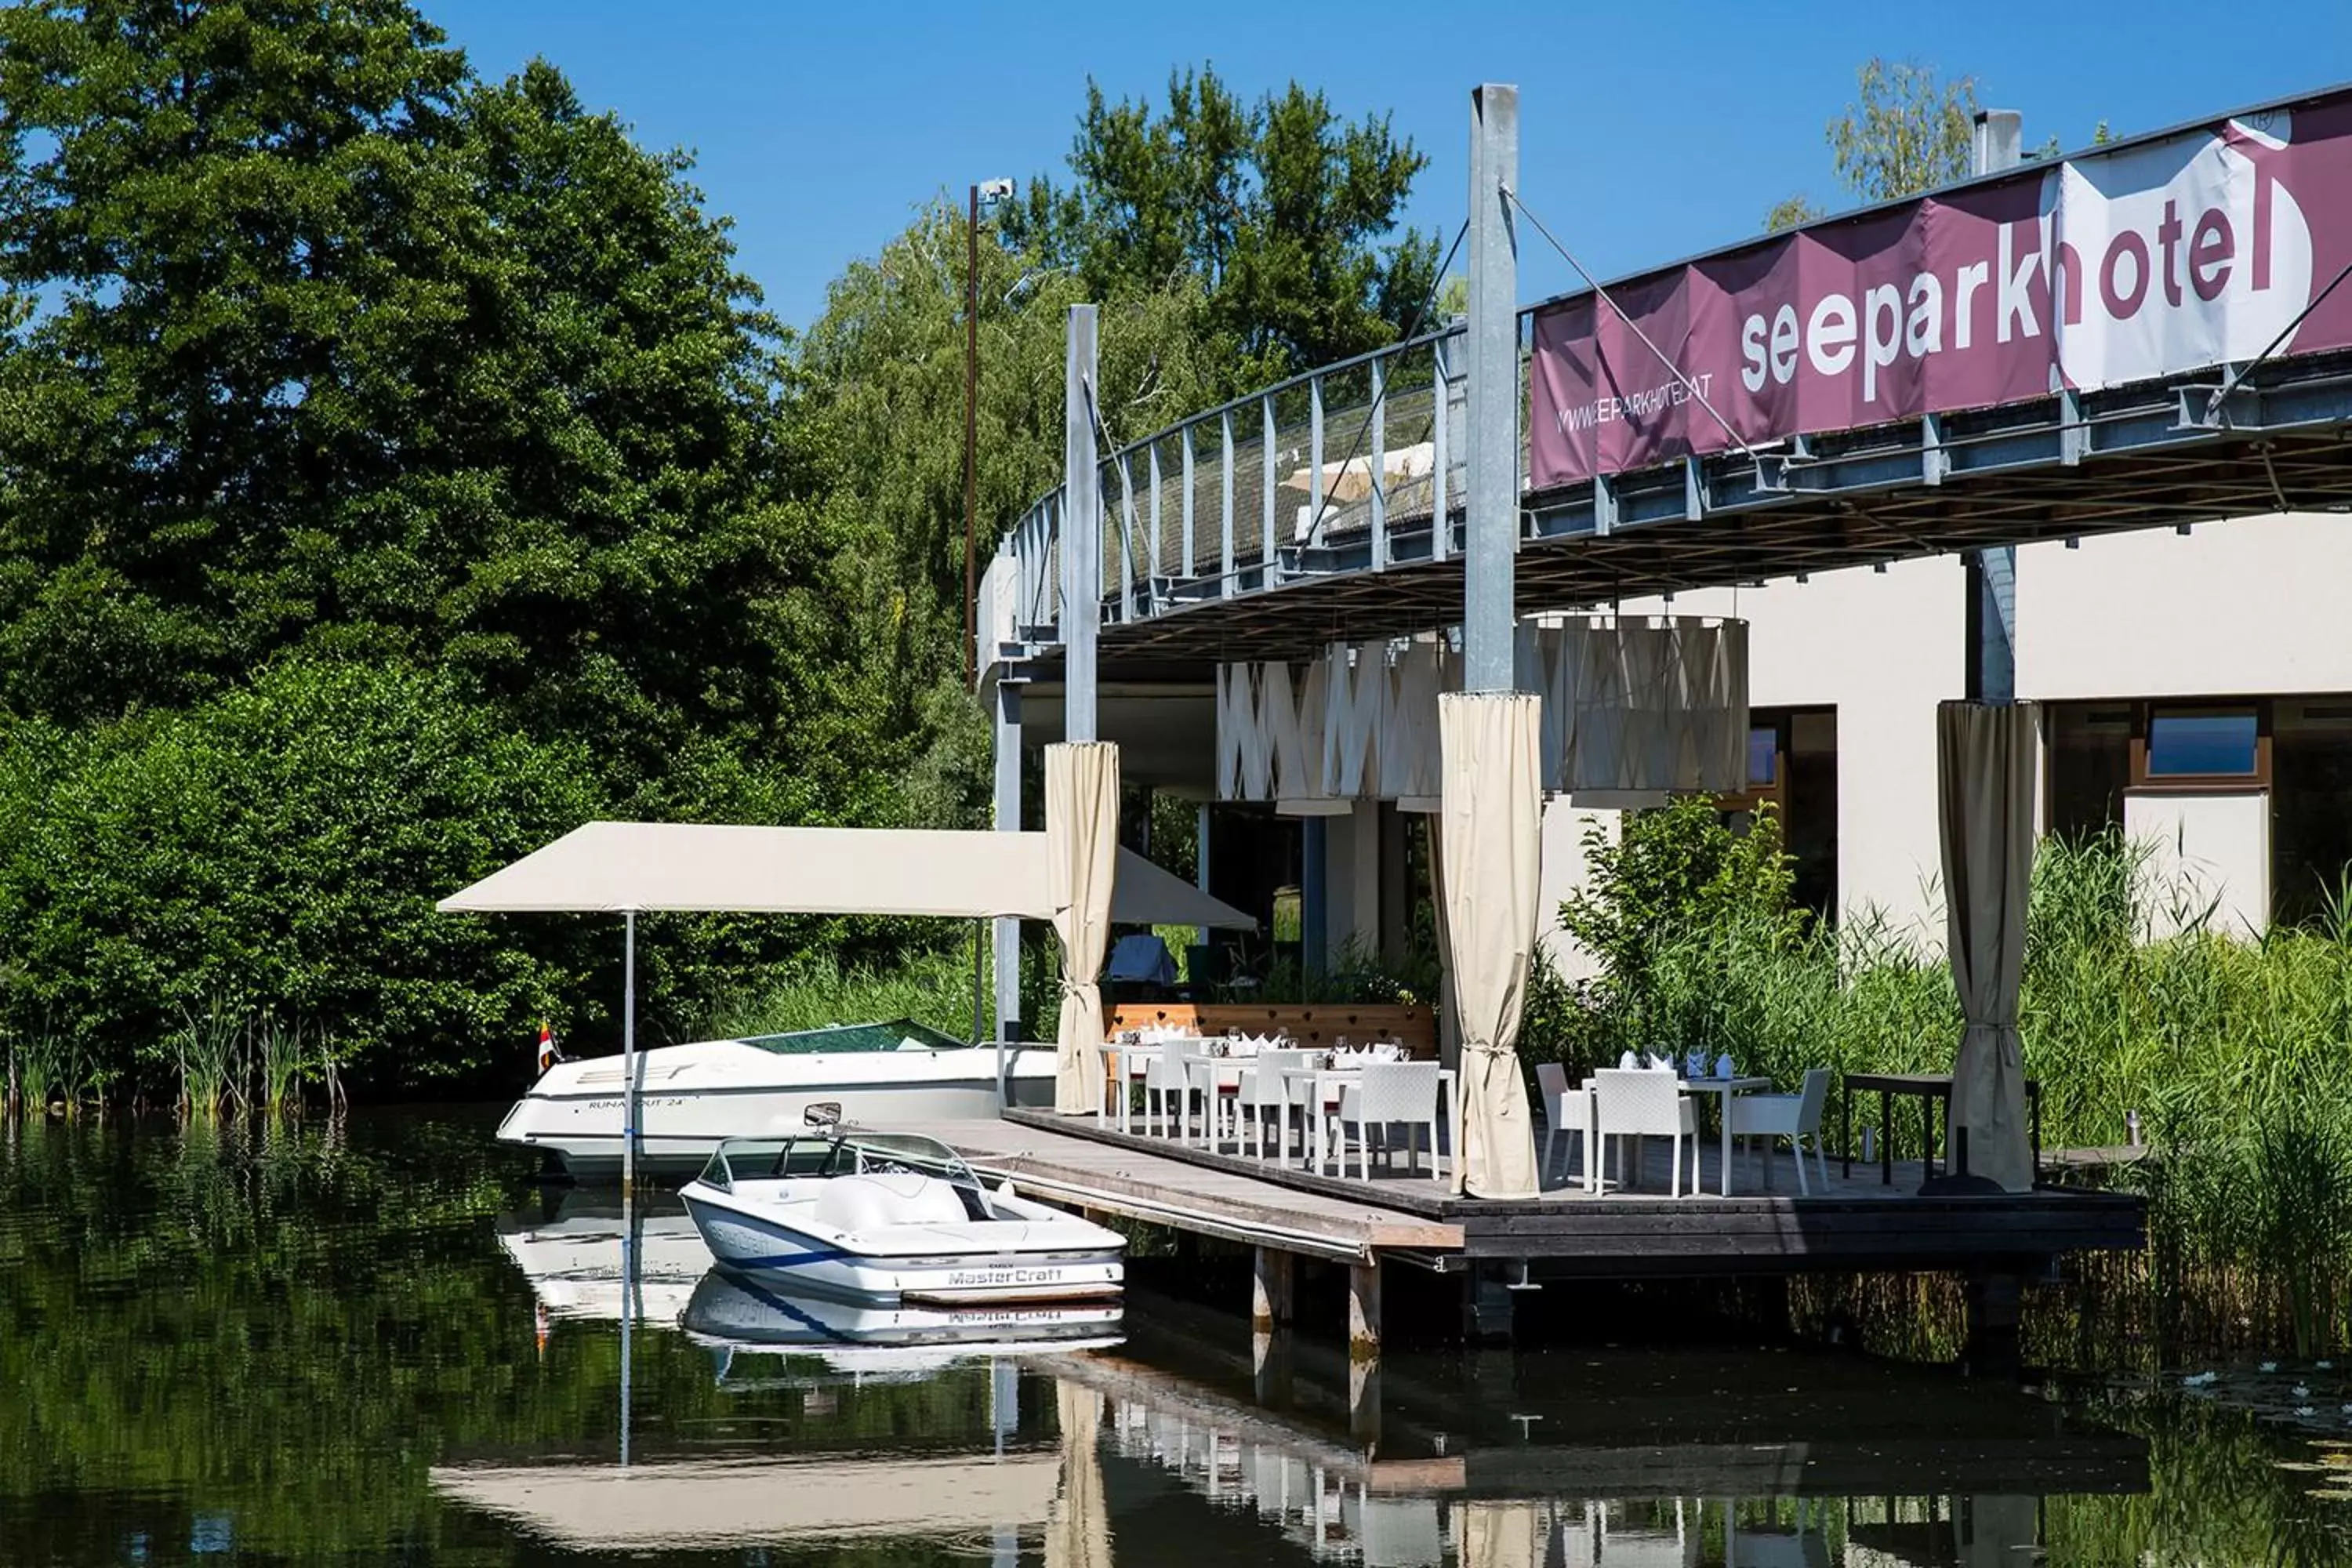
4;1112;2349;1566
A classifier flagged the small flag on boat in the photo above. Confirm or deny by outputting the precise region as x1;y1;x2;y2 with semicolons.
536;1023;561;1075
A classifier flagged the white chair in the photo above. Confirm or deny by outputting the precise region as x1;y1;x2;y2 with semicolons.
1142;1038;1195;1139
1729;1067;1833;1194
1343;1492;1446;1568
1187;1046;1247;1149
1238;1050;1312;1161
1331;1062;1444;1180
1591;1069;1700;1196
1534;1062;1589;1189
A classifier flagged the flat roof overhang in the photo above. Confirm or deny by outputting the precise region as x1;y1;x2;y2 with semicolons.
1036;350;2352;672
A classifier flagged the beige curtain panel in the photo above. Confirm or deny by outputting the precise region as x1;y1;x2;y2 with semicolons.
1939;700;2038;1192
1439;691;1542;1199
1454;1501;1545;1568
1427;809;1460;1071
1048;742;1120;1115
1047;1381;1111;1568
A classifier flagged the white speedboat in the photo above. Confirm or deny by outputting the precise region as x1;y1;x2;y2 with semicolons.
494;1191;713;1323
680;1129;1125;1306
497;1018;1054;1178
681;1269;1123;1381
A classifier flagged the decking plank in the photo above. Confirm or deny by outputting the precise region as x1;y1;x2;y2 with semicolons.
897;1116;1463;1261
978;1108;2144;1272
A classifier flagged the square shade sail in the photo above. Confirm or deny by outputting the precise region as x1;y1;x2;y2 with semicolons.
436;822;1254;929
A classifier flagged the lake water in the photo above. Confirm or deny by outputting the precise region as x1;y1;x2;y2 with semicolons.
2;1110;2349;1566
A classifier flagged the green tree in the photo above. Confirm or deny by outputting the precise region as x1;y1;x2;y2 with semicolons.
1766;59;2111;229
1828;57;1982;204
0;3;849;814
1007;65;1440;382
0;658;602;1089
793;202;1225;827
1557;796;1805;1007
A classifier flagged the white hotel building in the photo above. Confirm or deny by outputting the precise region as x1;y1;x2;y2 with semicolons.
1533;510;2352;964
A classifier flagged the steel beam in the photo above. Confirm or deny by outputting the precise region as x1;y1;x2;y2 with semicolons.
1965;112;2023;706
1464;84;1519;693
1062;304;1099;741
993;680;1023;1042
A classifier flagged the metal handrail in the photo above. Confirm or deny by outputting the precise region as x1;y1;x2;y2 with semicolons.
999;324;1472;639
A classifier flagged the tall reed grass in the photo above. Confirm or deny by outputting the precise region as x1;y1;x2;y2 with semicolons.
1526;827;2352;1356
700;947;985;1042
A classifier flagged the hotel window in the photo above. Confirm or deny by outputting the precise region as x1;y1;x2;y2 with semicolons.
2273;701;2352;927
2139;706;2265;783
1720;707;1838;923
2045;705;2132;839
2046;697;2352;928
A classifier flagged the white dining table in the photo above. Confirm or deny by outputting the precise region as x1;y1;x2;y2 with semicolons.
1094;1038;1242;1135
1580;1074;1771;1196
1266;1062;1457;1178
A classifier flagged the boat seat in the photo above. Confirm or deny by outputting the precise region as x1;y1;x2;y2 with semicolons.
811;1173;969;1233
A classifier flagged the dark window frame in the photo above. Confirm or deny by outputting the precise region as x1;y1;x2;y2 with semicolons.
2129;700;2272;792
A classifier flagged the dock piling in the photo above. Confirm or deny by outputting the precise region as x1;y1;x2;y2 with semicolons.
1348;1260;1383;1359
1251;1246;1295;1331
1964;1269;2025;1378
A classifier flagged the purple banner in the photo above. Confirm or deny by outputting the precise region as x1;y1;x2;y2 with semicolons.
1529;89;2352;488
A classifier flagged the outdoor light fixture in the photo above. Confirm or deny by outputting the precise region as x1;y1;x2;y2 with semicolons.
2066;536;2082;549
962;176;1017;689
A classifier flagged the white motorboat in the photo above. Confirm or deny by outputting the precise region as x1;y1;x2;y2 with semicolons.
680;1128;1125;1306
681;1269;1123;1381
493;1191;713;1323
496;1018;1054;1178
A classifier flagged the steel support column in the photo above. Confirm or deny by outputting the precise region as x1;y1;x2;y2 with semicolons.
1965;110;2024;705
1464;84;1519;693
1063;305;1100;740
1301;815;1328;978
993;681;1023;1043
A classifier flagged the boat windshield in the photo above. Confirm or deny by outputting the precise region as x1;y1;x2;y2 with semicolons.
731;1019;969;1055
703;1133;980;1192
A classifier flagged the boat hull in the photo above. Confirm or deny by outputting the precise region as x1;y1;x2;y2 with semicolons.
681;1269;1123;1367
680;1189;1124;1307
499;1040;1057;1178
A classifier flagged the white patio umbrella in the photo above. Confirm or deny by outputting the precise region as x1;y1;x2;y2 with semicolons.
1439;691;1542;1198
1047;742;1120;1115
1939;700;2038;1192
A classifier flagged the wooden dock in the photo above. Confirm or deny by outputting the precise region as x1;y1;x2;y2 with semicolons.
909;1109;2143;1359
901;1116;1461;1262
993;1109;2145;1275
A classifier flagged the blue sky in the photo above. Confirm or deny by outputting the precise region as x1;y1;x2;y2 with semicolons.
430;0;2347;333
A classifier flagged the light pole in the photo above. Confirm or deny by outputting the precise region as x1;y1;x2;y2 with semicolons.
965;176;1014;689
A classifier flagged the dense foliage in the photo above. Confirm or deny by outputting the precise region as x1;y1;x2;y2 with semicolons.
0;5;1436;1096
1527;807;2352;1354
1004;66;1439;383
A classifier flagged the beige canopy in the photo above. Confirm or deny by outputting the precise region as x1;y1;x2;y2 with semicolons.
1439;692;1542;1199
430;1454;1059;1546
437;820;1251;929
1047;743;1120;1113
1939;701;2037;1192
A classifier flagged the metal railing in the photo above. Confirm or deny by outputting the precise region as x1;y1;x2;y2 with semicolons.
1001;325;1469;641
